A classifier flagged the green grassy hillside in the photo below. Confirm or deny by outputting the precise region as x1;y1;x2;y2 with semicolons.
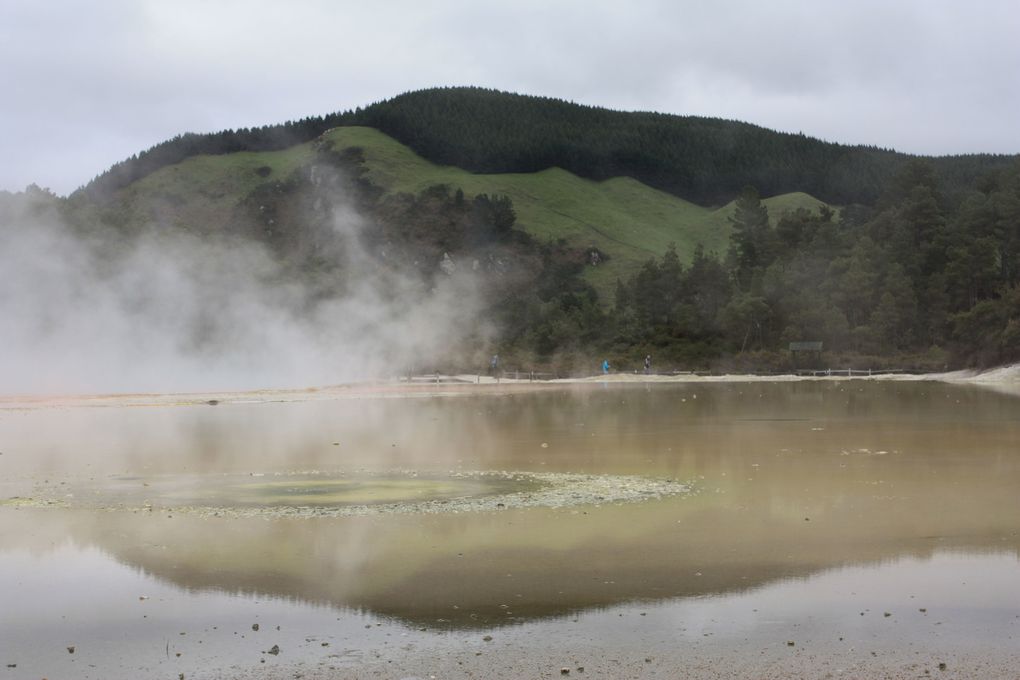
112;125;833;297
114;145;310;234
321;127;836;292
318;127;719;291
82;87;1017;208
697;191;838;237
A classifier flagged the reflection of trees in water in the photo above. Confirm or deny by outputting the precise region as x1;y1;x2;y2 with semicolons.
8;382;1017;477
13;476;1018;631
3;382;1019;629
459;381;1020;435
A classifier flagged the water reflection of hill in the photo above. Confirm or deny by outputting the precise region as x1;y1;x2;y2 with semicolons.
8;486;1018;630
1;381;1019;629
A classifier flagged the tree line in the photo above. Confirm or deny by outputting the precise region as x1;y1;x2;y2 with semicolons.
501;159;1020;372
35;125;1020;373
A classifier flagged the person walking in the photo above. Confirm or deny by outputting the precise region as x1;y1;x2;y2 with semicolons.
644;355;652;374
602;359;610;375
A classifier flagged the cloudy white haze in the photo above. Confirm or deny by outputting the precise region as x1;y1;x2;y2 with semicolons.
0;187;487;394
1;0;1019;194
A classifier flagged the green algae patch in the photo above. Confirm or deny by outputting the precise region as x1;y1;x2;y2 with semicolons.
0;496;68;508
20;470;692;518
227;474;546;507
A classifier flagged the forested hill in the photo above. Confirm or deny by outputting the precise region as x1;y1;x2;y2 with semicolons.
79;87;1016;206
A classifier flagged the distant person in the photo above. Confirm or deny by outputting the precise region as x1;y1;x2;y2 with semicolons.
644;355;652;374
602;359;610;375
489;354;500;376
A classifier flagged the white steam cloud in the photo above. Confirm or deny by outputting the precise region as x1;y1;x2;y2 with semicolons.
0;187;489;395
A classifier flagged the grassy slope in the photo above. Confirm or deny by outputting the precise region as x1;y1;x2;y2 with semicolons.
118;126;834;297
117;146;310;235
320;127;720;291
697;191;839;238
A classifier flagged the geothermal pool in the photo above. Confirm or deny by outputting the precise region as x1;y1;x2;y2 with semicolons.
1;381;1019;679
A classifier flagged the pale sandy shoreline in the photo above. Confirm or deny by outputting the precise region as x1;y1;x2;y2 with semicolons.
2;363;1018;410
227;647;1020;680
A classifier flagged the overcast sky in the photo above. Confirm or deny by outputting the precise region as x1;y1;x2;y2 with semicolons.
2;0;1019;195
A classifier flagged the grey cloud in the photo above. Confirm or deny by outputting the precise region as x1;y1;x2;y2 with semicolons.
2;0;1019;194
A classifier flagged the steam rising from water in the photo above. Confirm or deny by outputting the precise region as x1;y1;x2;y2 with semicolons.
0;189;487;394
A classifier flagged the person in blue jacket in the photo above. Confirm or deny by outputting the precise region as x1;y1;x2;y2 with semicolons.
601;359;610;375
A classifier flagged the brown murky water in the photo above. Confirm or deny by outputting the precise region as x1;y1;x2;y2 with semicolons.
1;381;1019;679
